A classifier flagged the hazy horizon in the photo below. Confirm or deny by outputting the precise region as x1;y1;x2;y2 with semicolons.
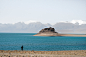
0;20;86;33
0;20;86;25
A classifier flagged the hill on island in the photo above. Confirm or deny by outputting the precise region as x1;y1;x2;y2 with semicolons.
34;27;59;36
39;27;57;33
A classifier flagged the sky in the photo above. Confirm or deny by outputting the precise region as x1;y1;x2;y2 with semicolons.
0;0;86;24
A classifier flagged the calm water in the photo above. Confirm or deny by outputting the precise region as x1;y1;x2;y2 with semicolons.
0;33;86;51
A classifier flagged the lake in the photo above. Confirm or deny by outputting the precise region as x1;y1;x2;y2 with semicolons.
0;33;86;51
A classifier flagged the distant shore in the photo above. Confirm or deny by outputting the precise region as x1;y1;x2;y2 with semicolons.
60;34;86;37
0;50;86;57
33;27;86;37
34;33;86;37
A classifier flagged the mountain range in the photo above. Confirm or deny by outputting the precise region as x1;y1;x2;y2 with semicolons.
0;20;86;34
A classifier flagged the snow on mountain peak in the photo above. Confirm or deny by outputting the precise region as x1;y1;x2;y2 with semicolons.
24;20;37;24
71;20;86;25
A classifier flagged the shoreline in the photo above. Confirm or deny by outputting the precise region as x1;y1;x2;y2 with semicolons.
33;27;86;37
34;33;86;37
0;50;86;57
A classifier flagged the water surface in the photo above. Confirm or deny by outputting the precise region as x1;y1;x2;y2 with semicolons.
0;33;86;51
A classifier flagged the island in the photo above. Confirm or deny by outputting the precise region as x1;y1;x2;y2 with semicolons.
33;27;86;37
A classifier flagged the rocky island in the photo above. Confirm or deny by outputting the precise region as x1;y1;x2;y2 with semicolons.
34;27;60;36
34;27;86;37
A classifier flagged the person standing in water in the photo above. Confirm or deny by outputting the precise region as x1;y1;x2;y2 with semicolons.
21;45;23;51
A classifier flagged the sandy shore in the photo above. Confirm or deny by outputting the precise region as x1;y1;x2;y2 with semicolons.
60;34;86;37
34;33;86;37
0;50;86;57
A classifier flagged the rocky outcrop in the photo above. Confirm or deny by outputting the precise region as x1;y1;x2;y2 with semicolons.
39;27;57;33
34;27;59;36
